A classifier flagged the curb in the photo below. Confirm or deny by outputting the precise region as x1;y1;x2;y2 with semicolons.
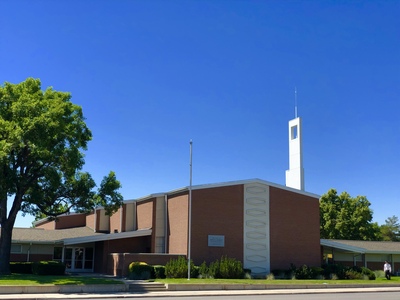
1;283;400;294
166;283;400;291
0;284;128;294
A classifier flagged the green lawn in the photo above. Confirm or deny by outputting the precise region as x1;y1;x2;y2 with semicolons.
156;277;400;285
0;274;398;286
0;274;124;286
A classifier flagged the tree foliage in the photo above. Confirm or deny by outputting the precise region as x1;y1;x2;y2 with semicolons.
0;78;123;274
380;215;400;241
320;189;380;240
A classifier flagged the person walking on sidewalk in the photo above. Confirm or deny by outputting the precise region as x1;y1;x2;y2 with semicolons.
384;261;392;280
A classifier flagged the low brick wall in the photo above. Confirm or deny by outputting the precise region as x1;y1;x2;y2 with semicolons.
107;253;184;277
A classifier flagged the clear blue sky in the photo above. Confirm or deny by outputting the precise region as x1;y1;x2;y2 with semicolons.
1;0;399;228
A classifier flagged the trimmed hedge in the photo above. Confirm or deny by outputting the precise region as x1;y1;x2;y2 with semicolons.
32;261;65;275
10;262;33;274
128;262;153;280
152;265;166;279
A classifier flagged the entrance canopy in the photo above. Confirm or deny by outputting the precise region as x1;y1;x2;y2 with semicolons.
63;228;152;245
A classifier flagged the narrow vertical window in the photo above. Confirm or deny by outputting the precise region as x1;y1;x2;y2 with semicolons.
291;125;298;140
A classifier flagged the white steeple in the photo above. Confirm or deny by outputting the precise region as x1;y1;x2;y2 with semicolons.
285;89;304;190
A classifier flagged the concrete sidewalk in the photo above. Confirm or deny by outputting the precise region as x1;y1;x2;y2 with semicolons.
0;286;400;299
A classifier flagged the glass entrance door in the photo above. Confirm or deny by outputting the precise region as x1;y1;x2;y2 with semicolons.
74;248;84;269
64;247;94;272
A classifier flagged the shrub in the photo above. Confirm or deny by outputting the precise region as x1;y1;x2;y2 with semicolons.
243;268;252;279
192;265;200;278
218;256;244;279
10;262;33;274
322;264;376;280
152;265;166;279
361;267;376;280
266;273;275;280
291;264;325;279
208;259;220;279
165;256;195;278
198;261;210;278
293;264;314;279
345;269;363;279
310;267;324;278
128;262;153;280
374;270;385;278
32;261;65;275
201;256;244;279
271;269;292;279
322;264;347;280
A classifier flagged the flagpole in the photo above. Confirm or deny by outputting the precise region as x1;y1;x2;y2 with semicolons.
187;140;193;280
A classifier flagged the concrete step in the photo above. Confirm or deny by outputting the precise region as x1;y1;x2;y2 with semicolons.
128;282;167;292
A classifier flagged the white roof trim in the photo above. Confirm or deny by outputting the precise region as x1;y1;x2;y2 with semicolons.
63;229;152;245
321;239;400;254
321;239;366;253
124;178;320;203
191;178;319;198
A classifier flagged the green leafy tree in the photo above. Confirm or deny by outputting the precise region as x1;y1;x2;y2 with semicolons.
320;189;380;240
0;78;123;274
380;215;400;241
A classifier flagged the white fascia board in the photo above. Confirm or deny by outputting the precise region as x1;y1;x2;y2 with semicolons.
366;250;400;254
122;178;320;205
321;239;366;253
128;193;166;203
63;229;152;245
12;240;64;245
168;178;320;199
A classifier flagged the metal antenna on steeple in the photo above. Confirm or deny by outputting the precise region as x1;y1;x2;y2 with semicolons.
295;87;298;118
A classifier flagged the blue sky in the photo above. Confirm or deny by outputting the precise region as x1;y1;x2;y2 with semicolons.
1;0;399;228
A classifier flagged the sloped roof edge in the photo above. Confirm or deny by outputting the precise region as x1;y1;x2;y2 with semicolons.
63;228;152;245
321;239;400;254
129;178;320;203
321;239;366;253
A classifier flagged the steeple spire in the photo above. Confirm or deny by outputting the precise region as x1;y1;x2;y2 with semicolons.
285;89;304;191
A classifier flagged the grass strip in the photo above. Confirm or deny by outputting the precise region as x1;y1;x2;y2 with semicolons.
0;274;123;286
156;277;400;285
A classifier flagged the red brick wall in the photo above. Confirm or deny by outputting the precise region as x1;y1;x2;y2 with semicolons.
107;253;183;276
104;236;151;254
35;221;55;229
121;204;127;232
190;185;244;265
110;207;122;233
54;214;86;229
366;262;382;270
167;193;188;255
269;186;320;270
35;214;87;230
137;200;153;230
10;254;53;262
86;212;95;230
98;236;152;274
94;241;106;273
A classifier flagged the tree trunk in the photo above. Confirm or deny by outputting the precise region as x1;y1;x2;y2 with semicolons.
0;219;14;274
0;192;19;275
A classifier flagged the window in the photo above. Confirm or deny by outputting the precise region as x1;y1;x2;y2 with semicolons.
291;125;298;140
53;247;63;261
84;247;94;269
11;244;22;253
64;248;72;269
